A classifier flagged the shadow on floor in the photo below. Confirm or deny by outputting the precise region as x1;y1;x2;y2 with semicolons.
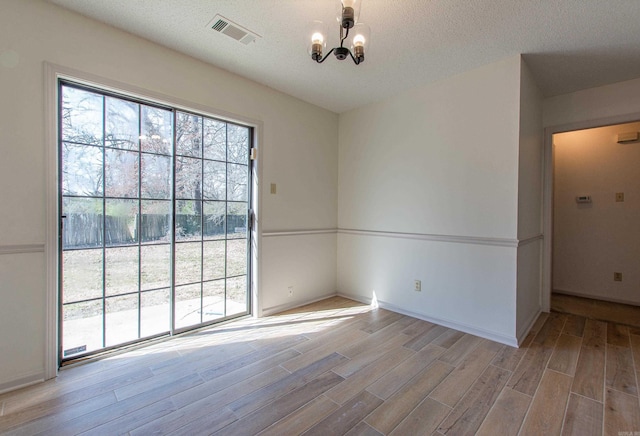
551;293;640;329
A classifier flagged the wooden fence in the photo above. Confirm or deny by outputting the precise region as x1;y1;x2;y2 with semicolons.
63;213;246;248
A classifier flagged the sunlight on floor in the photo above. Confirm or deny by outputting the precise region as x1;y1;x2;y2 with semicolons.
67;297;372;366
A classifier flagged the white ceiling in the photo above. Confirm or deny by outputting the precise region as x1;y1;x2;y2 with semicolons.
47;0;640;113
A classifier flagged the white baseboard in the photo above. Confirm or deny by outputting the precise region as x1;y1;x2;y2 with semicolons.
553;289;640;307
337;292;518;348
517;309;543;345
261;292;339;316
0;372;44;395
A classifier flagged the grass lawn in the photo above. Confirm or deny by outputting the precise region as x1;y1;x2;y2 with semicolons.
61;236;248;356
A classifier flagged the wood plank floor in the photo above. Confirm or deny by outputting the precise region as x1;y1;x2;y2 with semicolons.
1;296;640;435
552;293;640;329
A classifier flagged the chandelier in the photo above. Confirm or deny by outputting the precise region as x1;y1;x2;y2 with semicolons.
308;0;370;65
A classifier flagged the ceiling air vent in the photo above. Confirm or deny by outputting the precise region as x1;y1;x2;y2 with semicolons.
207;14;261;45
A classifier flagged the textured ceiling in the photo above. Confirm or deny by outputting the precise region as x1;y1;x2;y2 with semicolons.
47;0;640;113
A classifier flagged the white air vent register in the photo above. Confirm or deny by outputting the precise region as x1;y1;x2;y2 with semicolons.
208;14;261;45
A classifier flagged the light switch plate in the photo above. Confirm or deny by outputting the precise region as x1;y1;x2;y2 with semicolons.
270;183;276;194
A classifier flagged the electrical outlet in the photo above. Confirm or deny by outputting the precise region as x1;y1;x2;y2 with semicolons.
288;286;293;297
414;280;421;292
270;183;277;194
614;272;622;282
616;192;624;202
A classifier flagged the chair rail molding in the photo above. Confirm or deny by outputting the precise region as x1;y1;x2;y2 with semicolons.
338;228;518;248
0;244;45;255
262;228;338;237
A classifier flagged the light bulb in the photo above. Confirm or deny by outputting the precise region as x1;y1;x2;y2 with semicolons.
308;21;327;62
311;32;324;45
353;34;366;47
350;23;369;63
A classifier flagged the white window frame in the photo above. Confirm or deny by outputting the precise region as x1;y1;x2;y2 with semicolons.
44;62;263;379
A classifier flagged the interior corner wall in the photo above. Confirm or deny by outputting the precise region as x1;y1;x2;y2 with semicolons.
0;0;338;390
516;59;544;339
553;122;640;305
337;56;523;345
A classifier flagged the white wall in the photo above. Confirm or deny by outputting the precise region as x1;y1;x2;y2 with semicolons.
516;60;544;338
261;233;337;314
337;56;525;345
0;0;338;391
0;252;46;392
553;122;640;305
544;77;640;128
338;57;521;238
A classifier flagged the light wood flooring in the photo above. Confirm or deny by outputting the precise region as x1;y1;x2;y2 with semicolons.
1;296;640;435
552;293;640;329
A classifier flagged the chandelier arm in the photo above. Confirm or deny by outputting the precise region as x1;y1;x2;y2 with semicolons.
316;47;336;63
348;50;361;65
340;26;350;48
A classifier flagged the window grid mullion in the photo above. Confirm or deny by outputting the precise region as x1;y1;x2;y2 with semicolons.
137;101;143;340
170;109;177;334
200;114;205;324
101;95;107;349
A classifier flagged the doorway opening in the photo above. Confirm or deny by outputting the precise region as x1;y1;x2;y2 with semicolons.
548;120;640;324
58;81;254;363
